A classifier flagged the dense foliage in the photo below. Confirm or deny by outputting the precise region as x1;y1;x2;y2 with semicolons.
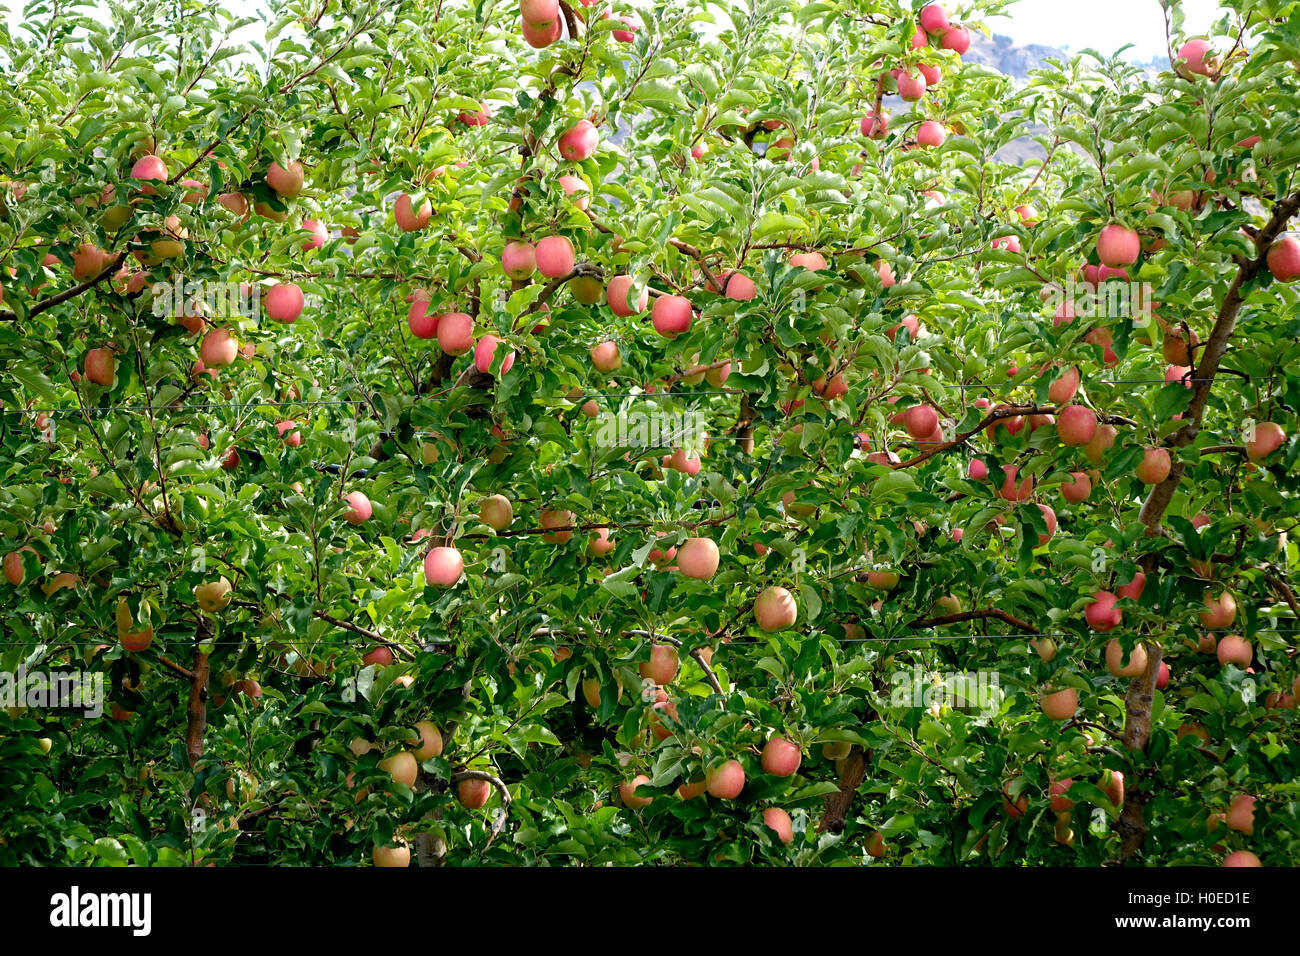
1;0;1298;867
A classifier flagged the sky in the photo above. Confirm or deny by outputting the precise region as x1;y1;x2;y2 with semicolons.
988;0;1226;60
1;0;1233;63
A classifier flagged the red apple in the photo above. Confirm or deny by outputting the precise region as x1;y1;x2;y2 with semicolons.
394;193;432;232
436;311;475;355
706;759;745;799
607;275;648;316
761;737;802;777
1267;237;1300;282
267;160;305;198
265;283;304;323
558;120;599;161
423;546;464;587
1057;404;1097;446
1135;447;1171;484
754;586;798;631
651;294;693;338
1085;590;1122;632
535;235;575;277
501;240;536;279
1097;224;1141;267
343;491;372;525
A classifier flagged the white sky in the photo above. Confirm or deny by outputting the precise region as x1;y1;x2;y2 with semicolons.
1;0;1234;63
988;0;1227;60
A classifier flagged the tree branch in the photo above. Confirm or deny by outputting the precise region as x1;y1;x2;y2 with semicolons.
0;252;126;322
1139;189;1300;534
1116;643;1162;862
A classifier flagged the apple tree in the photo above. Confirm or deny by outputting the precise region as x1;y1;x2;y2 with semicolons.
0;0;1297;866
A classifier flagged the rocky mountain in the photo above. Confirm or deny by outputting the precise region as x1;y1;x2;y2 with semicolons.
964;30;1069;78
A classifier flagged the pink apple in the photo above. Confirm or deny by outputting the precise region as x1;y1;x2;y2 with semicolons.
130;154;168;186
1117;572;1146;602
998;465;1034;502
1216;633;1251;668
1246;422;1285;461
437;312;475;355
1267;237;1300;282
1085;590;1122;632
651;294;693;338
1096;224;1141;267
300;218;328;250
940;25;970;54
474;334;516;375
761;737;802;777
1057;404;1098;446
607;275;648;316
612;16;639;43
903;404;939;439
706;759;746;799
522;18;562;48
84;347;115;386
789;251;827;272
558;120;599;161
501;240;536;279
423;546;464;587
591;341;621;372
860;111;889;139
520;0;559;26
896;70;926;101
556;172;591;210
535;235;576;277
201;328;238;366
456;105;491;126
265;283;304;323
1135;447;1171;484
917;121;946;147
762;807;794;844
394;193;432;232
1176;39;1215;78
1036;504;1057;545
267;160;305;198
1199;591;1237;629
343;491;372;525
1047;365;1080;403
919;4;949;32
276;420;302;446
725;272;756;300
